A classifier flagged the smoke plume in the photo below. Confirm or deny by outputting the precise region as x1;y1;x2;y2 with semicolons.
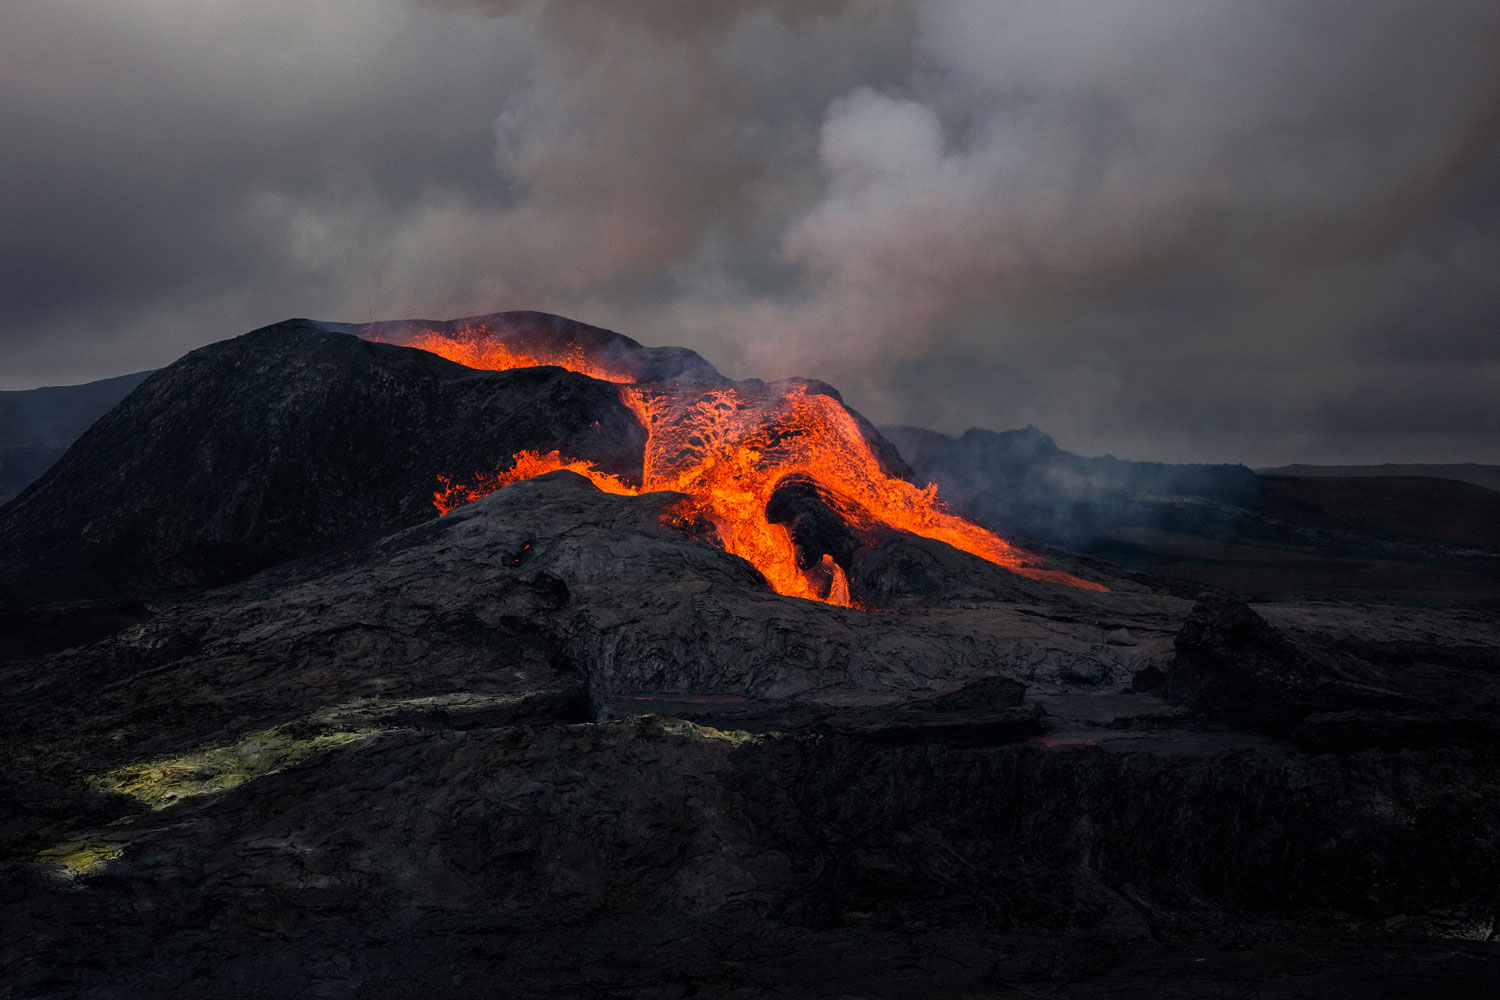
3;0;1498;463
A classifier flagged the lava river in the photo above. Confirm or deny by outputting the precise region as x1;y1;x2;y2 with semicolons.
382;325;1106;605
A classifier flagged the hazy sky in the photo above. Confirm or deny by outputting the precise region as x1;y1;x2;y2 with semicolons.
3;0;1499;466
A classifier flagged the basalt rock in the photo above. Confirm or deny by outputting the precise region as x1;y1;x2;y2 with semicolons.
1291;709;1471;753
848;525;1050;606
764;475;858;572
3;473;1498;998
1165;594;1339;732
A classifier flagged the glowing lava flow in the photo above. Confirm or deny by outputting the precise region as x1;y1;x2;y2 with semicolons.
432;450;638;516
398;328;1106;604
406;327;633;383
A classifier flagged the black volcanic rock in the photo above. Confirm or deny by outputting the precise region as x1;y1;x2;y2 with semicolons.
0;599;155;664
1152;595;1438;737
1291;709;1467;753
0;472;1134;777
847;525;1056;607
765;475;858;572
5;315;1500;998
817;697;1044;746
1161;595;1332;732
0;320;645;604
4;462;1500;997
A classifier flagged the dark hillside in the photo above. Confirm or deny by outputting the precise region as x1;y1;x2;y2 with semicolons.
0;320;644;604
881;423;1261;546
1262;474;1500;551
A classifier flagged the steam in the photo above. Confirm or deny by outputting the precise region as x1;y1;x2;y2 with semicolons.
690;4;1500;362
418;1;911;290
421;1;1500;462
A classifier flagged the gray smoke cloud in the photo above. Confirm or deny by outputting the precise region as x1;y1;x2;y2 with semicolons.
2;0;1498;465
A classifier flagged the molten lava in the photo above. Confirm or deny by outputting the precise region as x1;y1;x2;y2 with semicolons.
390;325;1106;604
432;450;637;516
406;326;634;384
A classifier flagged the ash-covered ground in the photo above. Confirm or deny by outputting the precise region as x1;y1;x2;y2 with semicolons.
2;315;1498;999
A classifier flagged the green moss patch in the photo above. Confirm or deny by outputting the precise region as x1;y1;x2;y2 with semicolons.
35;838;124;876
88;725;374;810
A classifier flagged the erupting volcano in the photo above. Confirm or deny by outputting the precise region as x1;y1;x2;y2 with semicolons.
368;321;1105;604
6;314;1497;1000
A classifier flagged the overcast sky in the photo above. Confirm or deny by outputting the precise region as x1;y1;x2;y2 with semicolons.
3;0;1499;466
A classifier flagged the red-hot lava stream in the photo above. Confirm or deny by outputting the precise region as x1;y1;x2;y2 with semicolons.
394;327;1106;605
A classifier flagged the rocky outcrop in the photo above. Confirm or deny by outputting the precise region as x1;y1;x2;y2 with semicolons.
1138;595;1500;754
1156;594;1337;731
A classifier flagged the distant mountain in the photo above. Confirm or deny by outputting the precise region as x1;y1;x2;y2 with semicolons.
0;370;154;503
1257;462;1500;493
880;424;1262;547
881;424;1500;601
1259;474;1500;551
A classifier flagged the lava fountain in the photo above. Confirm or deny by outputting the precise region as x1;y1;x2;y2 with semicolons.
370;322;1106;605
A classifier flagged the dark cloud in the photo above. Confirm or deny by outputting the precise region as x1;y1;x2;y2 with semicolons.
2;0;1498;465
0;1;534;382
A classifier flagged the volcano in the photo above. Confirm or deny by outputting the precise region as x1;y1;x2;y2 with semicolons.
0;312;1102;609
3;313;1499;999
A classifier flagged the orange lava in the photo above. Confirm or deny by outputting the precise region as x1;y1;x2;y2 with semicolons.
405;327;1106;604
433;450;638;515
406;327;634;383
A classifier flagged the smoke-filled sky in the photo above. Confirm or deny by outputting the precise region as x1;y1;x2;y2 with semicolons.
3;0;1499;466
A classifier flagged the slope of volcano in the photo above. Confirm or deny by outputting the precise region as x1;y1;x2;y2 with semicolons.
0;319;644;604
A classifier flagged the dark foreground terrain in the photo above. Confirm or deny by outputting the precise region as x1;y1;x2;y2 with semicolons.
3;315;1498;998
